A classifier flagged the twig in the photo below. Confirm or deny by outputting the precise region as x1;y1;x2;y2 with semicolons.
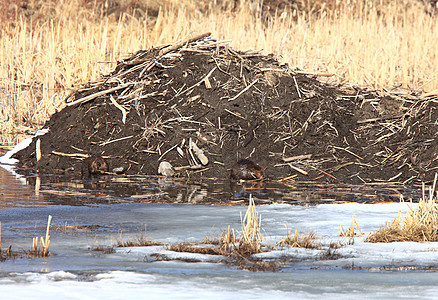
224;109;245;119
180;67;217;94
310;166;337;180
293;76;302;98
159;32;211;56
158;144;178;161
99;135;133;146
137;33;211;79
174;165;204;171
282;154;312;162
51;151;89;158
388;172;403;182
287;163;308;175
66;84;132;106
357;115;403;124
332;146;363;160
228;79;258;102
109;96;128;124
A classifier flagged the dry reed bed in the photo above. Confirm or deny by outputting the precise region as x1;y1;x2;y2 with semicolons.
1;0;437;145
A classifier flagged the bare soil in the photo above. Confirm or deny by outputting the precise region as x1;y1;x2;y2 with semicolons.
12;35;438;185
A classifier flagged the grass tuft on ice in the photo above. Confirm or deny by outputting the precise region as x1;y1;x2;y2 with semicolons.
366;174;438;243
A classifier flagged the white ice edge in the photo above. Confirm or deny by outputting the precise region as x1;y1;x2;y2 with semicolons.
0;128;49;178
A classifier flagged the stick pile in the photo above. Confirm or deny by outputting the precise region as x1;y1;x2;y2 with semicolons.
13;33;438;184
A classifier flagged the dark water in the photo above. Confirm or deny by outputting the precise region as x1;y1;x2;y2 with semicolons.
0;165;421;208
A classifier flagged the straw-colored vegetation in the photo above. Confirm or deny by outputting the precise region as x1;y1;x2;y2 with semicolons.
277;225;319;248
0;214;52;260
339;213;363;237
1;0;437;145
219;195;271;255
366;176;438;243
30;216;51;257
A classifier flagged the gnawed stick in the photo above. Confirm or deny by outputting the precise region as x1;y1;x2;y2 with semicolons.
287;163;308;175
159;32;211;56
174;165;205;171
137;33;212;79
179;67;217;95
293;76;302;98
228;79;258;102
51;151;89;158
67;84;132;106
332;146;363;160
282;154;312;162
99;135;134;147
109;95;128;124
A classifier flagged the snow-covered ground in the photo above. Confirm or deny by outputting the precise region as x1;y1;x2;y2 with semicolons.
0;200;438;299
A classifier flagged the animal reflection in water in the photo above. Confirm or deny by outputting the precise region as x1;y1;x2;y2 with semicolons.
81;156;109;179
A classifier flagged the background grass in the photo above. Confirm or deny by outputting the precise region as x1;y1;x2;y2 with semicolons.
0;0;437;145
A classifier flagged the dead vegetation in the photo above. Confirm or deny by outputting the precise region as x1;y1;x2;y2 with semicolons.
0;215;52;261
108;195;342;271
366;175;438;243
277;226;319;249
1;0;438;147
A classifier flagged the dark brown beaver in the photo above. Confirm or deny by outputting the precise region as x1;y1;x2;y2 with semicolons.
81;156;109;179
230;159;265;180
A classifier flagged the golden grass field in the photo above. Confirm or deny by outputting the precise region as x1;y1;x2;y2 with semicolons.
0;0;437;145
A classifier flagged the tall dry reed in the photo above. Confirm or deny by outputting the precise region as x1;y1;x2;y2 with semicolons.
1;0;437;144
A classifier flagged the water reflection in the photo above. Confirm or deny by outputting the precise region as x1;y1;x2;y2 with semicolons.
0;166;422;207
0;166;47;208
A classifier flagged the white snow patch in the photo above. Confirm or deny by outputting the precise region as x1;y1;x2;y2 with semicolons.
0;128;49;166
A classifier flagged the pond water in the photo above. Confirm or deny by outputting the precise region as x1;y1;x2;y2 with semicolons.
1;164;438;299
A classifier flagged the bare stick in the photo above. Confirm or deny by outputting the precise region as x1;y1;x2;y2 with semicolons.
228;79;258;102
357;115;403;124
180;67;217;95
159;32;211;56
51;151;90;158
99;135;134;146
287;163;308;175
158;144;178;161
332;146;363;160
67;84;132;106
293;76;302;98
283;154;312;162
109;96;128;124
224;109;245;119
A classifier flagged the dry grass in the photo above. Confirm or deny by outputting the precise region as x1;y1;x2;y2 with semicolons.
0;214;52;261
219;195;270;255
277;225;320;249
339;213;363;237
1;0;437;145
366;175;438;243
29;214;52;257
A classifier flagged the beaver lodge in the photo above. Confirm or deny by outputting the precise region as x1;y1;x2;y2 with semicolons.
12;33;438;185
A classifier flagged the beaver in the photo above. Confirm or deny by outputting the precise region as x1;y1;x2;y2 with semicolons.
81;156;109;179
230;159;265;180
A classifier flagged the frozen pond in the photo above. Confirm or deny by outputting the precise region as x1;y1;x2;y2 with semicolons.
1;165;438;299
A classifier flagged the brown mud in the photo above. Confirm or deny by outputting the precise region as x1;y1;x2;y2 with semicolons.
12;34;438;185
